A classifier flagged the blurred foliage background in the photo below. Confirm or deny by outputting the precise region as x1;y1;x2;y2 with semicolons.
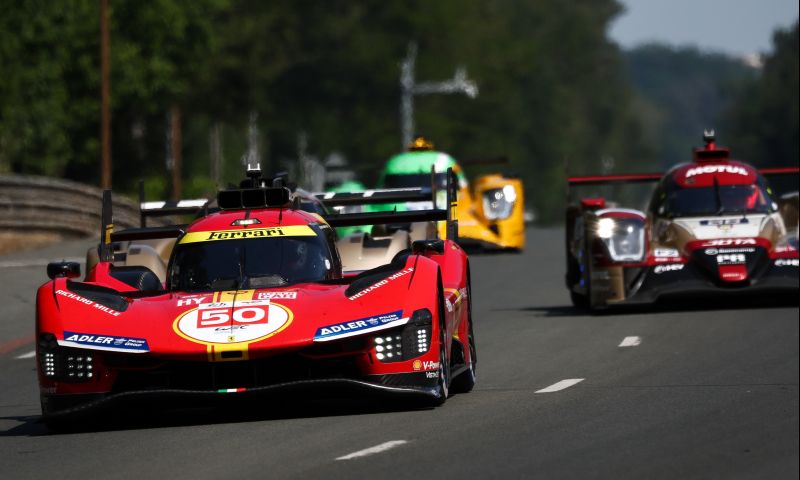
0;1;797;222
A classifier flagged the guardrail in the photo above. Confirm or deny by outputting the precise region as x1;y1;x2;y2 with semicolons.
0;175;146;237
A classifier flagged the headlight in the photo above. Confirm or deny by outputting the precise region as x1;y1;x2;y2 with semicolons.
595;217;645;262
38;333;97;382
372;308;432;363
482;185;517;220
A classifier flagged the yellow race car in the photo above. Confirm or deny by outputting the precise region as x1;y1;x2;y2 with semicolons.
378;137;525;251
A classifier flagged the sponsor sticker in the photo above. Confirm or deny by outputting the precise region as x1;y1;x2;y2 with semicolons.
654;264;684;274
174;299;292;344
55;289;122;316
177;295;209;307
413;360;440;371
700;218;748;226
705;247;754;256
314;310;405;342
717;254;746;265
256;291;298;300
775;258;799;267
180;225;316;244
685;165;749;178
425;371;439;379
348;267;414;301
60;331;149;352
704;238;757;247
654;248;680;258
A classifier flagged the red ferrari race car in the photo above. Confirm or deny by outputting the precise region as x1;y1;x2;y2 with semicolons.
36;166;476;427
566;131;799;310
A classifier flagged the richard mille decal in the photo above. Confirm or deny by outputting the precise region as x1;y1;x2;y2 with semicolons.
55;289;122;316
347;268;414;301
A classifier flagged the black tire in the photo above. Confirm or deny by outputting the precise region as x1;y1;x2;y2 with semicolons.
451;278;476;393
570;289;589;309
42;415;78;433
428;283;450;406
450;322;476;393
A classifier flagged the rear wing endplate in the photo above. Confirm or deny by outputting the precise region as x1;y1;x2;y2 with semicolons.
98;189;186;261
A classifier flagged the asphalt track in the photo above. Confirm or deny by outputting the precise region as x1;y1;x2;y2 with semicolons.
0;227;797;479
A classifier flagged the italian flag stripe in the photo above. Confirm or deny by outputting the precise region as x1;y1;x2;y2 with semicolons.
217;388;247;393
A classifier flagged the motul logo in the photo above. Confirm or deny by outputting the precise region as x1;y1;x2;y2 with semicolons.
685;165;748;178
705;238;757;246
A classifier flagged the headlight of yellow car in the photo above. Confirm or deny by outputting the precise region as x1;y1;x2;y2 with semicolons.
482;185;517;220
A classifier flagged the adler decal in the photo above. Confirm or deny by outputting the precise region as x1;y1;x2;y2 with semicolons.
313;310;406;342
685;165;749;178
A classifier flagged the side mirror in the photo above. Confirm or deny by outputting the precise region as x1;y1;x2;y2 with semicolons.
412;239;445;255
47;261;81;280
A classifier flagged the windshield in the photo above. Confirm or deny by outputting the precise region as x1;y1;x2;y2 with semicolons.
665;184;771;217
169;234;333;292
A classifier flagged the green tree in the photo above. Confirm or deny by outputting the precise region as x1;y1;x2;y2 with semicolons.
728;21;799;168
624;44;756;169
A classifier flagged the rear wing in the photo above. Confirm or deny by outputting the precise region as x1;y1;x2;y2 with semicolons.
566;173;662;204
567;166;800;201
568;167;799;186
567;173;663;186
314;187;433;207
322;168;459;241
96;168;460;257
137;180;209;227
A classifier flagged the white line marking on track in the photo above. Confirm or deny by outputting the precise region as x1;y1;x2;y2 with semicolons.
535;378;584;393
336;440;408;460
15;350;36;359
619;336;641;347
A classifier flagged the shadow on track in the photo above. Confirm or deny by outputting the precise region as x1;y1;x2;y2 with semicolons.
0;391;457;436
513;295;799;318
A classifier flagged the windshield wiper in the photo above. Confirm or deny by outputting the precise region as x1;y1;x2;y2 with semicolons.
209;277;240;290
713;176;724;214
245;274;289;288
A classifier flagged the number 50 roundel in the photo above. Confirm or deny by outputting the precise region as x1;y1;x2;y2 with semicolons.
174;299;292;344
